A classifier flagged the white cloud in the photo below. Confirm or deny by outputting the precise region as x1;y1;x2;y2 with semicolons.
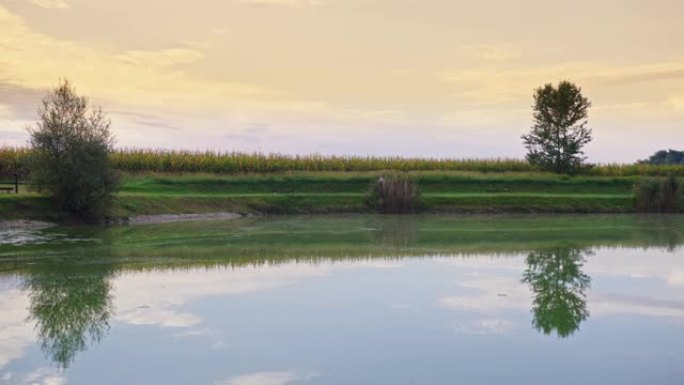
0;5;327;117
668;96;684;111
113;49;204;68
27;0;68;9
236;0;323;7
443;61;684;108
456;44;519;62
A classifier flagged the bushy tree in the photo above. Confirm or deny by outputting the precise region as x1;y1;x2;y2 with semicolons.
522;81;592;173
28;80;119;218
641;149;684;165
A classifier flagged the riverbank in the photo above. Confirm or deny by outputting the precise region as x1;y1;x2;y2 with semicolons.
0;171;642;221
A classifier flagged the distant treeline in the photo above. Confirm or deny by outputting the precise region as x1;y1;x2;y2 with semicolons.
640;149;684;166
3;146;684;177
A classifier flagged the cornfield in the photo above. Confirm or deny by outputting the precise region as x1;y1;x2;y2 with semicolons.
3;146;684;176
107;149;537;173
0;147;30;175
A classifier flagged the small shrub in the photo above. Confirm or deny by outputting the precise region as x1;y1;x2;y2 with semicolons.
634;175;681;213
367;174;420;214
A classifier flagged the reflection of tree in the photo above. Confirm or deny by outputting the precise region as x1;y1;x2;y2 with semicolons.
522;247;591;338
643;215;683;252
25;263;113;368
370;215;418;248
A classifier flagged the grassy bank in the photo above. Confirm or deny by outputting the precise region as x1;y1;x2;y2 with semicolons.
0;171;642;220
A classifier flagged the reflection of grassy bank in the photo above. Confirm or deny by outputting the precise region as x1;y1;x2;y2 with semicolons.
0;172;643;220
2;215;683;272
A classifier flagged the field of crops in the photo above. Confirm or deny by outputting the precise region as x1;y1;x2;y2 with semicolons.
2;146;684;176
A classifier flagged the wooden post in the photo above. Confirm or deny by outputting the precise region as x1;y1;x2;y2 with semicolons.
13;158;18;194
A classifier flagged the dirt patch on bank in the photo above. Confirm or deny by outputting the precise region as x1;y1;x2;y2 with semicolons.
0;220;56;231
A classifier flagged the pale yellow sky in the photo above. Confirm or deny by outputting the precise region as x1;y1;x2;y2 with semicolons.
0;0;682;161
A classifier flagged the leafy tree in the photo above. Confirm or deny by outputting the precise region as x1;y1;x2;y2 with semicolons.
27;79;119;218
522;81;592;173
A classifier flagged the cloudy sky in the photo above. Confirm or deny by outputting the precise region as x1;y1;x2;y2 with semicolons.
0;0;682;162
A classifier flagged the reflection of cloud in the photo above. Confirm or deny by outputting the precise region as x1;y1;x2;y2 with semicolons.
173;328;220;338
0;288;35;369
118;307;201;328
113;264;330;328
0;368;66;385
173;328;228;350
585;248;684;288
113;261;401;330
8;367;66;385
592;293;684;319
439;275;531;313
667;270;684;286
216;371;318;385
454;318;515;334
439;251;684;323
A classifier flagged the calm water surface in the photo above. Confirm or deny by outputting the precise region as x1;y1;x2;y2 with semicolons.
1;215;683;384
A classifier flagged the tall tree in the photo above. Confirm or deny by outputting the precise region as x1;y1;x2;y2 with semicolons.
522;81;592;173
27;79;119;218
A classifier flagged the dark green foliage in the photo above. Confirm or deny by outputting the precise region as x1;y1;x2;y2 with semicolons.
522;81;592;174
367;174;420;213
522;247;591;338
27;80;119;219
634;175;682;212
641;149;684;165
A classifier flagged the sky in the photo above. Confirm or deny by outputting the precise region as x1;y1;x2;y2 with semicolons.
0;0;682;163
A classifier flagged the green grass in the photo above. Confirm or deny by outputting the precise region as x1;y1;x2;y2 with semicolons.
0;171;645;220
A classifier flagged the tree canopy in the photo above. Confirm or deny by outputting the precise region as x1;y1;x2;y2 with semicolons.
641;149;684;165
27;79;119;218
522;81;592;173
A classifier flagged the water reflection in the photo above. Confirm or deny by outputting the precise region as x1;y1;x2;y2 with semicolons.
3;214;684;369
24;263;113;368
369;215;418;247
522;247;591;338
